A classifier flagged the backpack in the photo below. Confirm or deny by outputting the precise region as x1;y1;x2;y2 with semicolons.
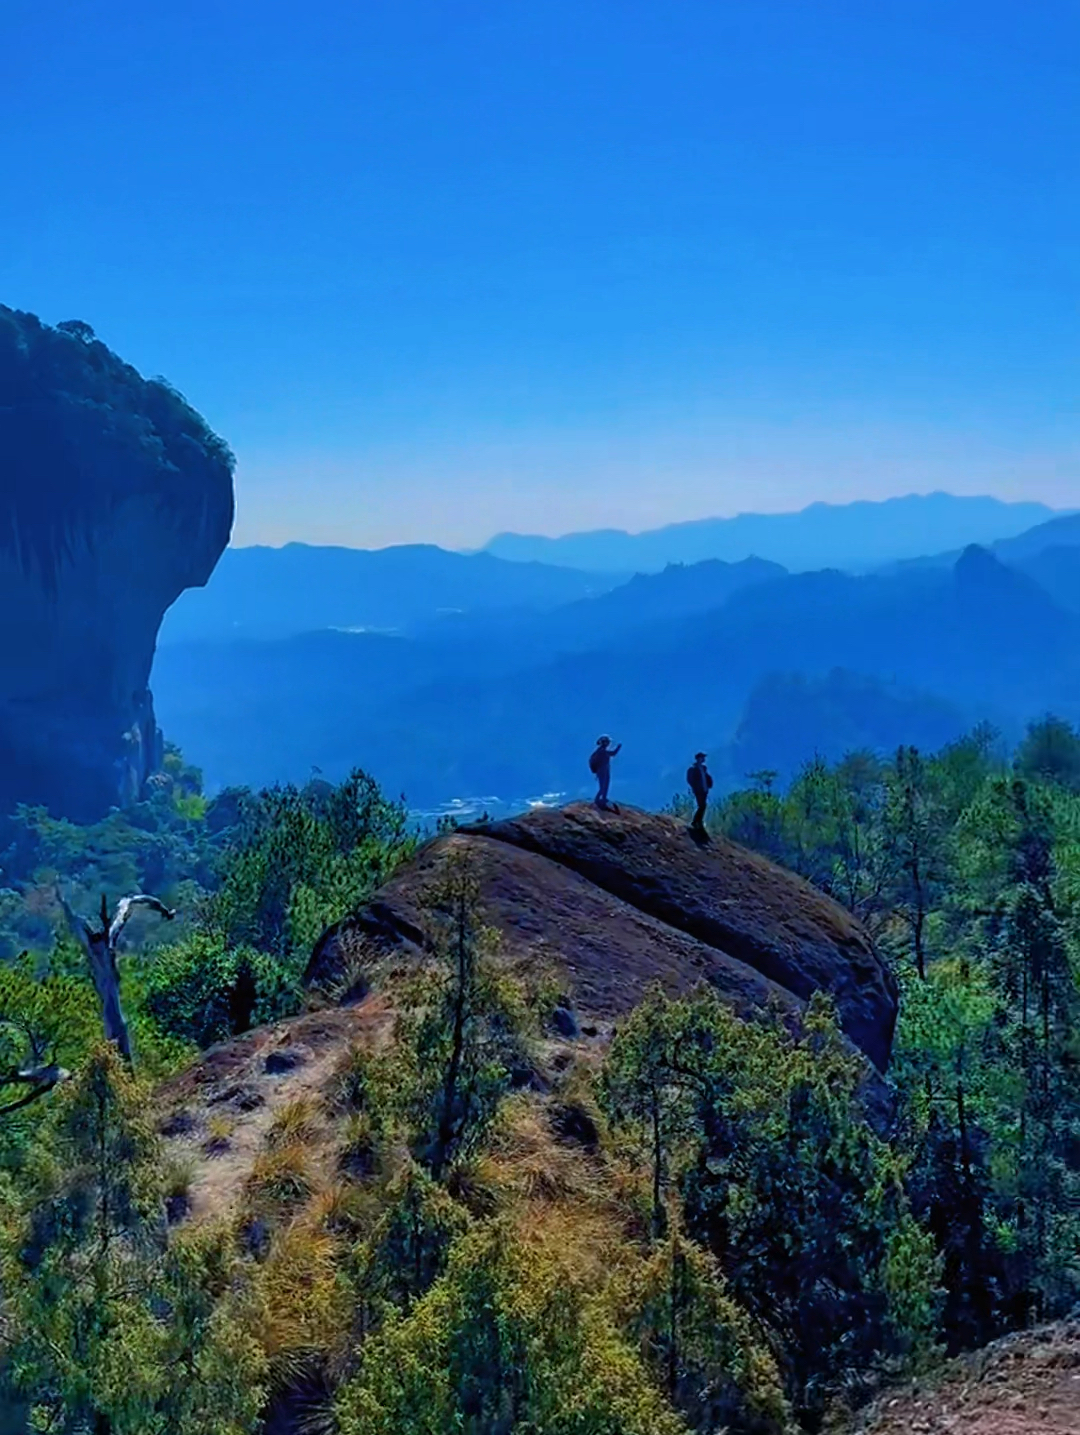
589;749;602;774
687;763;711;795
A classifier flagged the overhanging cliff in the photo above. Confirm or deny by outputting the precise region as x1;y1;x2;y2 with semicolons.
0;307;234;819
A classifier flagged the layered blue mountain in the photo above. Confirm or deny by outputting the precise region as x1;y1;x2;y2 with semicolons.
730;672;969;786
483;493;1062;574
152;542;1080;811
160;542;622;643
994;515;1080;616
994;513;1080;565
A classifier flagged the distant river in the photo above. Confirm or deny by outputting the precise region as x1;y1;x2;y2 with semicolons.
408;792;566;826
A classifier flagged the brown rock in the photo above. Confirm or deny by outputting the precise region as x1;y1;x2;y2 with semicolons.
468;803;896;1068
309;831;800;1028
307;803;897;1070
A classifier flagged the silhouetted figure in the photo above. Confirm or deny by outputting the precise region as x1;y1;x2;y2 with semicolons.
589;735;622;810
687;751;713;832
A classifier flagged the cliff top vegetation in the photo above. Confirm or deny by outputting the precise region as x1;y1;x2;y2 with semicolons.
0;306;234;587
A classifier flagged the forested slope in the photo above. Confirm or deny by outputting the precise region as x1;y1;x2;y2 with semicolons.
0;719;1079;1432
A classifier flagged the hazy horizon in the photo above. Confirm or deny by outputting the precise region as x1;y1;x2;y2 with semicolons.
222;488;1069;554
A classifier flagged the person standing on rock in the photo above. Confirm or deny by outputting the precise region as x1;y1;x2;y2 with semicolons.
686;751;713;832
589;735;621;811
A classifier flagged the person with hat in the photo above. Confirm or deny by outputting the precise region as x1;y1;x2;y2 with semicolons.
589;735;622;810
686;751;713;831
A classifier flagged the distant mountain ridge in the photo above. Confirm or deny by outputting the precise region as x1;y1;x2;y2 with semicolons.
153;543;1080;810
483;493;1065;574
994;512;1080;562
160;541;623;644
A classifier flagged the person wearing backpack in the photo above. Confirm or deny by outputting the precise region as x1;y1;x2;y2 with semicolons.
686;751;713;831
589;735;621;810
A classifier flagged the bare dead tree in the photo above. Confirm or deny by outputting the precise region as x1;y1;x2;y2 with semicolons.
0;951;70;1115
57;890;176;1064
0;1060;69;1115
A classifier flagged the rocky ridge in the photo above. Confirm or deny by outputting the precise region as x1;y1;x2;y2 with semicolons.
307;802;898;1070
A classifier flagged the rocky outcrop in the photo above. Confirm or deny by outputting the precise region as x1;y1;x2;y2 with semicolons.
308;803;899;1070
0;308;234;819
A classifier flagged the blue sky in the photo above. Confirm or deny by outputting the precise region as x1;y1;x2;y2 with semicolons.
4;1;1077;547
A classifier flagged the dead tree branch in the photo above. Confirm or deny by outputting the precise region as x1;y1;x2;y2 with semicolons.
57;888;176;1064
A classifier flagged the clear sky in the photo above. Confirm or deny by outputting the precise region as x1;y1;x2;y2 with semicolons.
4;1;1078;547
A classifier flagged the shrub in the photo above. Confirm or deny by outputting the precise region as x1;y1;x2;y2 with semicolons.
143;934;297;1047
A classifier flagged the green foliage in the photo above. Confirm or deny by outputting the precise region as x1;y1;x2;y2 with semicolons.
0;957;101;1099
720;720;1080;1366
204;769;415;965
388;851;534;1176
3;723;1080;1432
142;933;296;1046
337;1221;687;1435
603;987;937;1420
0;1047;266;1433
354;1159;472;1317
617;1221;789;1434
1016;714;1080;793
0;763;415;1078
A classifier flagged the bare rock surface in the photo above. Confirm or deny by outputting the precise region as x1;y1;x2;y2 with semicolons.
854;1321;1080;1435
468;803;897;1068
308;803;897;1069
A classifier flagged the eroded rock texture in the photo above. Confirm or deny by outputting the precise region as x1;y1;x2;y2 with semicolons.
0;308;234;819
308;802;899;1071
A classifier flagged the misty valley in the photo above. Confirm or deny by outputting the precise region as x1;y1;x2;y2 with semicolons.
2;247;1080;1435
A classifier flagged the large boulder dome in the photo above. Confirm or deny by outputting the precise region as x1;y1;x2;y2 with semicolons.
308;802;900;1072
0;307;234;819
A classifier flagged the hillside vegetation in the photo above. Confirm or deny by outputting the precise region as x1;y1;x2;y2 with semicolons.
0;718;1079;1431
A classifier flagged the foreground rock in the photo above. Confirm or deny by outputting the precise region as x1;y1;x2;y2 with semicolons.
308;803;898;1069
855;1320;1080;1434
0;307;234;819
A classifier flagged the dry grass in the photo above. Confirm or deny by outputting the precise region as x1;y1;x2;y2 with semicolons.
328;1042;377;1115
244;1217;352;1383
246;1141;318;1221
480;1101;595;1203
337;1111;380;1182
162;1153;197;1201
464;1091;651;1286
266;1095;322;1150
203;1112;235;1156
305;1180;369;1237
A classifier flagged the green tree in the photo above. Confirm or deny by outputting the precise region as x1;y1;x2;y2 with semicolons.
207;769;413;966
600;988;699;1236
603;988;936;1421
337;1222;686;1435
391;851;533;1177
884;746;952;979
1015;716;1080;793
353;1159;471;1321
0;1046;265;1434
618;1217;788;1434
143;932;295;1046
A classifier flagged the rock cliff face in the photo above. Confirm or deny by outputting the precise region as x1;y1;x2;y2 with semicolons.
308;803;899;1071
0;308;234;819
